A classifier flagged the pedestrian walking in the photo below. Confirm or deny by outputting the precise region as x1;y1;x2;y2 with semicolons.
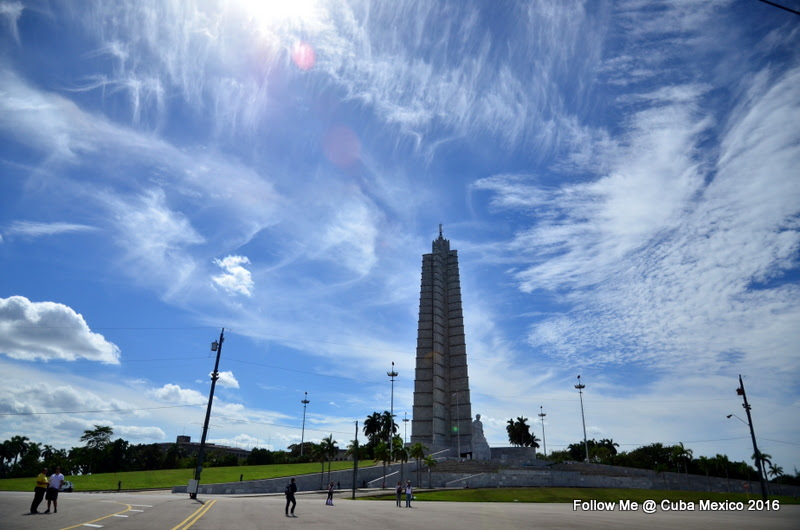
285;477;298;517
326;481;335;505
405;480;413;508
395;481;403;507
44;466;64;514
30;467;48;514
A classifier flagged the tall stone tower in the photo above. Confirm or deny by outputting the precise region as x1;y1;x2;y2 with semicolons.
411;226;472;457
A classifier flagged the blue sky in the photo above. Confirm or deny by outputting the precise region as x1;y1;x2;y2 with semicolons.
1;0;798;473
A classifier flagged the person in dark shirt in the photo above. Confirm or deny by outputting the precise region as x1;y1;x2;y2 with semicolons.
285;477;298;517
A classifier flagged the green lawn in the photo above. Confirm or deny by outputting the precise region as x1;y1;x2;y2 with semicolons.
363;487;800;504
0;461;359;492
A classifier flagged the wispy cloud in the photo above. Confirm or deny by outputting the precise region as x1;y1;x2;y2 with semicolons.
484;64;800;374
0;1;23;45
0;296;121;364
4;220;97;238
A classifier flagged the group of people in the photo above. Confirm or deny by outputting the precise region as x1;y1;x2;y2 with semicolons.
395;480;413;507
30;466;64;515
283;477;415;517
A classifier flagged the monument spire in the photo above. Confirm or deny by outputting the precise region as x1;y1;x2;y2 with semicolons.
411;227;472;457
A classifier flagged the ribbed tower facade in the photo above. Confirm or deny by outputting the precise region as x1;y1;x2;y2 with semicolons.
410;226;472;456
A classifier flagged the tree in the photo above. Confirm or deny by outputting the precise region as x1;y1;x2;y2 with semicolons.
81;426;113;450
321;434;338;484
392;436;409;482
423;455;437;488
671;442;693;475
752;452;772;485
308;443;326;489
768;463;783;480
374;441;391;488
8;435;30;468
363;412;382;448
697;456;712;491
380;411;398;443
409;442;427;487
506;417;538;448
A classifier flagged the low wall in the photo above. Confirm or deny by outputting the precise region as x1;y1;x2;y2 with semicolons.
172;462;417;495
172;460;800;498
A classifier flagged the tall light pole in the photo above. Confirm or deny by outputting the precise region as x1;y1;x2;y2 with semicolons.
736;375;768;501
575;375;589;462
538;406;547;458
352;421;359;500
403;412;409;445
388;362;398;450
191;328;225;499
452;391;461;458
300;392;310;456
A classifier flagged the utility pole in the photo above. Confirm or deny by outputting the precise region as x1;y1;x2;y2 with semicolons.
575;375;589;462
352;421;359;500
737;375;768;501
300;392;310;456
538;406;547;458
190;328;225;499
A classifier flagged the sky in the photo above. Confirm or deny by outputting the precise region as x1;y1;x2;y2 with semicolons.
1;0;799;475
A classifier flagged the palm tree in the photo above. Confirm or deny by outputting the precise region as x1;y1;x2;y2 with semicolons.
363;412;382;447
380;411;398;444
392;436;409;482
409;442;427;487
309;443;326;490
768;463;783;480
423;455;437;488
697;456;712;491
506;418;519;446
752;452;772;484
671;442;692;475
321;434;338;484
8;435;30;468
374;441;391;488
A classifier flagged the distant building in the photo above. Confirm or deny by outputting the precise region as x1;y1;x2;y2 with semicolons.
157;436;250;460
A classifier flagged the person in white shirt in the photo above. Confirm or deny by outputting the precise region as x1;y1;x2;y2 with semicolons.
44;466;64;514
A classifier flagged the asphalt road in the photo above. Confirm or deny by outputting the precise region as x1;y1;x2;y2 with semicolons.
1;490;797;529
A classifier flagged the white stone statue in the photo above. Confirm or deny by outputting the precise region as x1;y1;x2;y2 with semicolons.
471;414;492;460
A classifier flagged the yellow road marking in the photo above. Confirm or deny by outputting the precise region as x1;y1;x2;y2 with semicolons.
171;499;217;530
58;503;133;530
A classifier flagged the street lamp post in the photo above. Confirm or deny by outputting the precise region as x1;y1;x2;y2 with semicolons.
575;375;589;462
538;406;547;458
403;412;409;445
388;362;398;450
300;392;310;456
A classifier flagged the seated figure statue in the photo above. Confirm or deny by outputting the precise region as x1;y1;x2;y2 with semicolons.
471;414;492;460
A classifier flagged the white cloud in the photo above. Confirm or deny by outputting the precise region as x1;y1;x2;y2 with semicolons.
0;296;121;363
4;220;97;238
216;370;240;389
149;383;207;405
212;256;254;297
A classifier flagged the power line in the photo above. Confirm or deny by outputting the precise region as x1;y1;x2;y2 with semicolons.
758;0;800;16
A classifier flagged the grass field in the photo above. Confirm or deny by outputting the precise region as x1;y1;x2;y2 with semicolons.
363;487;800;504
0;461;358;492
